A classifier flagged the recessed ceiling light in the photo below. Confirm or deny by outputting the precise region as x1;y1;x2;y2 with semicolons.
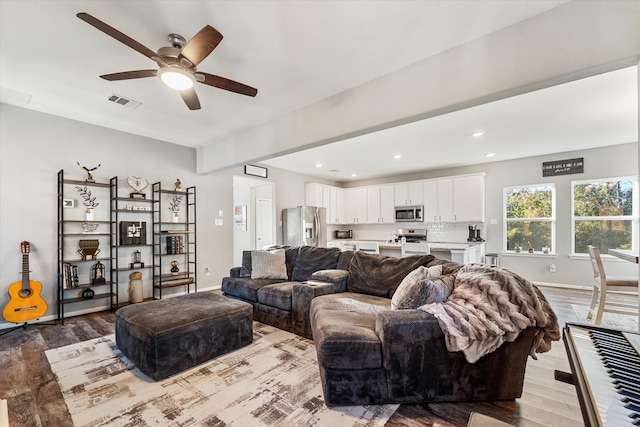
351;173;358;177
315;163;322;168
486;153;495;158
472;131;485;138
393;154;402;159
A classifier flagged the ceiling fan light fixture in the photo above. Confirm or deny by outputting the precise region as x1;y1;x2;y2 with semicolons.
159;67;195;90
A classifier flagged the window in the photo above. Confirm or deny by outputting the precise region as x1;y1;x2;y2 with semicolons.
572;177;636;254
504;184;555;253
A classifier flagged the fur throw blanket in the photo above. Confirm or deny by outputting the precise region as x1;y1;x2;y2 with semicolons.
419;264;560;363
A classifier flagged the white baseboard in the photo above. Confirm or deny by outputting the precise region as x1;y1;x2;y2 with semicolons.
534;281;590;291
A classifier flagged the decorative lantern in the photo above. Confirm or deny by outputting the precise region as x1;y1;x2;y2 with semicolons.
130;250;144;268
91;261;105;284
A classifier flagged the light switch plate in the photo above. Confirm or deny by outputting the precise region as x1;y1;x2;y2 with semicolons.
215;219;223;226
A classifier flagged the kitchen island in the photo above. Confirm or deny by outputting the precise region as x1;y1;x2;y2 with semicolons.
329;240;485;264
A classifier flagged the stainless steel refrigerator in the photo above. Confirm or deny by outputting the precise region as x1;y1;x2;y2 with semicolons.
282;206;326;247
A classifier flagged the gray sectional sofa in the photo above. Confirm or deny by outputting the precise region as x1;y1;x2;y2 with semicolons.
221;245;559;406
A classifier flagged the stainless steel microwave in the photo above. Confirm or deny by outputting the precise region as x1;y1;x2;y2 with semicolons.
394;205;423;222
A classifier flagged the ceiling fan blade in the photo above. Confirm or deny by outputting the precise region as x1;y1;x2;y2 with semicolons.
179;25;223;66
197;72;258;97
100;70;158;81
77;13;157;60
180;88;201;110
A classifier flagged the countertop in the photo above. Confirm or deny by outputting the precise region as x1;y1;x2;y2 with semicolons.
332;240;484;251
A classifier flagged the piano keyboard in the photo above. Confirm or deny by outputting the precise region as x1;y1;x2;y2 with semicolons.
564;323;640;426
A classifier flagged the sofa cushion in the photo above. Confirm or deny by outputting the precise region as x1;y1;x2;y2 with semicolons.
257;282;295;311
221;277;283;302
311;292;390;369
337;250;355;270
347;251;435;297
390;265;443;310
291;246;341;281
251;249;288;280
239;250;253;277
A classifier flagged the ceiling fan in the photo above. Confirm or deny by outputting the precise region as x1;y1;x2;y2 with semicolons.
77;12;257;110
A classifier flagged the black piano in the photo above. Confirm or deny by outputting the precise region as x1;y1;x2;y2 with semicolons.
562;323;640;426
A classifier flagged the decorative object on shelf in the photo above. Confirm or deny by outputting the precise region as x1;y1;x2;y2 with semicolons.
244;164;268;178
78;239;100;261
63;199;75;208
542;245;551;254
81;288;95;299
120;221;147;245
527;242;534;253
81;222;99;233
62;263;80;289
168;194;183;222
91;261;106;284
171;260;179;275
514;243;522;253
130;250;144;269
127;176;149;199
129;271;143;303
76;185;99;220
77;161;101;183
175;179;182;192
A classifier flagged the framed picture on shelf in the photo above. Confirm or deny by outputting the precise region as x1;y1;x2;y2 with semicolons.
119;221;147;245
63;199;75;208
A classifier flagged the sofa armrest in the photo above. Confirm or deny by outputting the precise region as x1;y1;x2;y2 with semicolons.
310;269;349;283
375;309;537;402
292;279;348;338
229;266;242;278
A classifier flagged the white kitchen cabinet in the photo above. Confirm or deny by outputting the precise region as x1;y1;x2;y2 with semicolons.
452;175;485;222
305;183;325;207
329;187;345;224
394;181;423;206
423;175;484;223
380;185;395;223
437;179;453;222
366;185;395;224
345;188;367;224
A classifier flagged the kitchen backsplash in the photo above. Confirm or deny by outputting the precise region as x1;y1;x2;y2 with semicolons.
327;222;484;243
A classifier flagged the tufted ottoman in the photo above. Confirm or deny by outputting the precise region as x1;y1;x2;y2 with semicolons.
115;292;253;380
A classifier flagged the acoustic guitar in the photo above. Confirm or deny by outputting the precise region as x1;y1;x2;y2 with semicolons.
2;241;48;323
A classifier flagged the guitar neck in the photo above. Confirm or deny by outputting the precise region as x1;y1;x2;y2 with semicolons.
22;254;30;290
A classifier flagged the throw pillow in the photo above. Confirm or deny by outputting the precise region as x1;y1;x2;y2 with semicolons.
239;251;252;277
251;249;288;280
391;265;449;310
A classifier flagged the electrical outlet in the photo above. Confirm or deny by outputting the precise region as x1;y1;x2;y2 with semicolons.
549;264;556;273
205;267;211;276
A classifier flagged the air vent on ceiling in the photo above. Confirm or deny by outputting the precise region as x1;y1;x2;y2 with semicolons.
105;93;141;109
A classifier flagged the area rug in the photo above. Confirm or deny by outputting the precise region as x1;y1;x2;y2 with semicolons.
45;322;398;426
571;304;638;331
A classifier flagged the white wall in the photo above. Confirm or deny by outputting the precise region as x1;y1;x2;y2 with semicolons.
347;142;639;287
0;104;240;327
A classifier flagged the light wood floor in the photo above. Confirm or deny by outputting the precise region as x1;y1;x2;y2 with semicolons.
0;286;635;426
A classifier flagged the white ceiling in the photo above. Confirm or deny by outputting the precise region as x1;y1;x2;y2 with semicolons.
264;66;638;181
1;1;637;182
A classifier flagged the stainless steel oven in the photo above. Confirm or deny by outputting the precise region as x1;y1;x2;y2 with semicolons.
394;205;423;222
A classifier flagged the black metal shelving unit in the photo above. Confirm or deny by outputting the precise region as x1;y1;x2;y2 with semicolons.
109;176;155;307
152;182;197;299
57;169;115;324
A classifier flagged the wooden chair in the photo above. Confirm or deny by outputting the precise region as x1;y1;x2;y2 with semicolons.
586;245;639;326
400;242;430;257
355;241;380;254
